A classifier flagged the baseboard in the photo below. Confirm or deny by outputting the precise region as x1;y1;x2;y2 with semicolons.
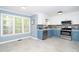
30;36;40;40
0;36;40;45
0;36;31;45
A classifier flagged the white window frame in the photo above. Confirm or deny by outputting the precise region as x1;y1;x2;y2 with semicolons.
0;13;31;37
15;16;23;34
1;13;15;36
22;17;30;33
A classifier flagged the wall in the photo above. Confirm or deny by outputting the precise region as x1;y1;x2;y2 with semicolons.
31;15;38;37
37;13;49;25
0;11;31;42
0;13;1;36
49;11;79;25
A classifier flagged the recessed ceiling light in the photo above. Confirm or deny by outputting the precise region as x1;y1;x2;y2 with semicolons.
21;7;26;9
57;11;63;14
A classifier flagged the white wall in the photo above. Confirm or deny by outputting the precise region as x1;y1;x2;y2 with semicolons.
37;13;49;25
31;15;38;37
49;11;79;25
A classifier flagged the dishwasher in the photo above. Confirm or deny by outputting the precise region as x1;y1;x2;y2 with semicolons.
43;30;48;40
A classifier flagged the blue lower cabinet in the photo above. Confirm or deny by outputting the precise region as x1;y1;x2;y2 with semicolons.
48;29;60;37
37;30;43;40
52;30;60;37
72;31;79;41
48;30;53;37
37;29;60;40
56;30;60;37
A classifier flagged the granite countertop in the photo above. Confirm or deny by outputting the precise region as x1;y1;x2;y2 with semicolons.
37;28;61;31
37;28;79;31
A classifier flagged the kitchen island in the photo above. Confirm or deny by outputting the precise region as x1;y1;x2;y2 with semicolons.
37;28;61;40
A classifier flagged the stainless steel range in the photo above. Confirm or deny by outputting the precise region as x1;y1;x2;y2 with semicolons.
61;21;72;40
61;28;72;40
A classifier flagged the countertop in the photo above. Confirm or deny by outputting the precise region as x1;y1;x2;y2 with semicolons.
37;28;61;31
37;28;79;31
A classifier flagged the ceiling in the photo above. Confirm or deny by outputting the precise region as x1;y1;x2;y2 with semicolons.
0;6;79;16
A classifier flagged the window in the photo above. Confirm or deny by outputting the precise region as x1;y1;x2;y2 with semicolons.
1;13;30;36
23;17;30;33
2;14;13;35
15;16;22;33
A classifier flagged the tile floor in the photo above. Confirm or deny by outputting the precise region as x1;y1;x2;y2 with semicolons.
0;37;79;52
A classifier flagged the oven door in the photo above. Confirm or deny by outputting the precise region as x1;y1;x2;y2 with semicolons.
60;31;72;40
61;31;71;36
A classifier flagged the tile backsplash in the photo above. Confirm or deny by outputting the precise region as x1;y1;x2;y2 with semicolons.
72;25;79;30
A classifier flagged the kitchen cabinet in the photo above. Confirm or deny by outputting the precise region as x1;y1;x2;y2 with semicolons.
52;29;60;37
47;29;60;38
37;29;52;40
72;30;79;41
48;30;53;37
37;30;43;40
37;30;48;40
37;29;60;40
